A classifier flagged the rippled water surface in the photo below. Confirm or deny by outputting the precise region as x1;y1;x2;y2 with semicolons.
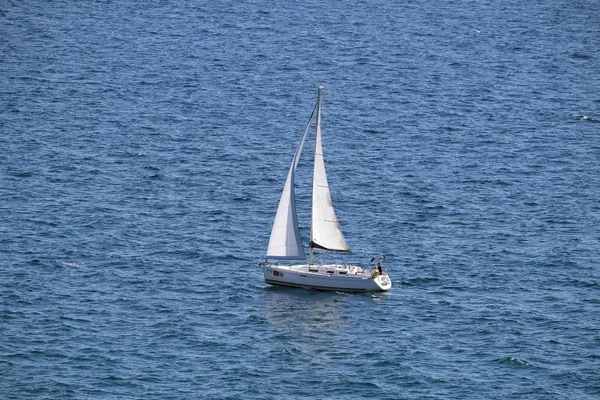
2;0;599;398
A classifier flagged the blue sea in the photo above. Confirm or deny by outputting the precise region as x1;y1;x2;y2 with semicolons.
2;0;599;398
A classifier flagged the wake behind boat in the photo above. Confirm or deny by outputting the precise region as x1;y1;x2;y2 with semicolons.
260;86;391;292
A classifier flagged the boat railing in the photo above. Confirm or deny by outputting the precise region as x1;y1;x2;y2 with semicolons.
258;259;279;267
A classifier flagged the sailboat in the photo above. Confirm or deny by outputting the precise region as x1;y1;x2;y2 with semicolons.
260;86;392;292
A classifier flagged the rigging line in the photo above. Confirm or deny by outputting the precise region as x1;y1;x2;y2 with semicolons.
307;103;317;128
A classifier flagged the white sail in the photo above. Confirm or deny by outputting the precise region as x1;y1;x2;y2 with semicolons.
310;87;351;253
266;108;315;259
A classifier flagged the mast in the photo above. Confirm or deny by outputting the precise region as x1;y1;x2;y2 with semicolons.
309;87;325;264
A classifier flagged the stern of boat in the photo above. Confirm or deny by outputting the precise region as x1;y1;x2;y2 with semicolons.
374;273;392;291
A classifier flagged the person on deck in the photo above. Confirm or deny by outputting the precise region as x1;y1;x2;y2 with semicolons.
372;262;383;278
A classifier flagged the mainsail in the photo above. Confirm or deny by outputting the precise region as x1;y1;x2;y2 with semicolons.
310;87;351;253
266;107;315;259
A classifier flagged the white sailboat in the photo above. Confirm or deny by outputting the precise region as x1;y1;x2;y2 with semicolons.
260;86;392;292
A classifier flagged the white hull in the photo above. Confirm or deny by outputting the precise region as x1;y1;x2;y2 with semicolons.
262;264;391;292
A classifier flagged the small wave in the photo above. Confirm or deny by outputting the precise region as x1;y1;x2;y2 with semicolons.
572;114;598;122
216;253;246;262
404;277;440;286
60;260;83;268
499;355;532;367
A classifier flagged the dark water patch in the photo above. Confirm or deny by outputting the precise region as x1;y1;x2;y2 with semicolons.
402;277;441;287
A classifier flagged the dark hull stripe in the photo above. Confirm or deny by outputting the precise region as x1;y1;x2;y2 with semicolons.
265;279;369;292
